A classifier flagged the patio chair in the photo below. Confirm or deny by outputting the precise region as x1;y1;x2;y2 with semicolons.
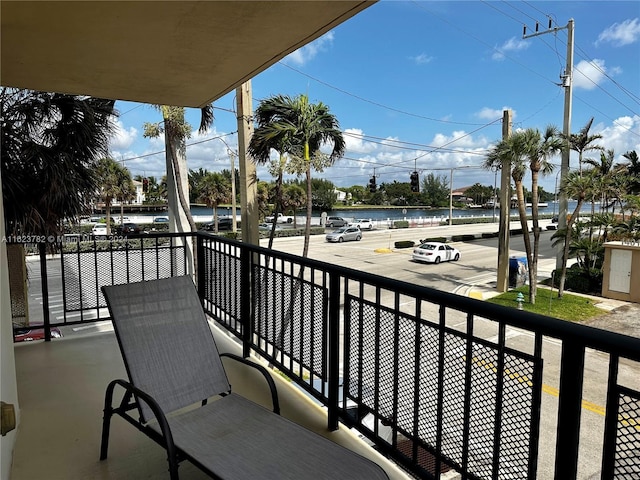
100;276;389;480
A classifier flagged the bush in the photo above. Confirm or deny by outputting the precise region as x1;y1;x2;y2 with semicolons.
420;237;446;243
482;232;499;238
392;220;409;229
394;240;415;249
452;234;476;242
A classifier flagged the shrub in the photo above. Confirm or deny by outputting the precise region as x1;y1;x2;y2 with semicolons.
394;240;415;249
482;232;499;238
420;237;447;243
393;220;410;229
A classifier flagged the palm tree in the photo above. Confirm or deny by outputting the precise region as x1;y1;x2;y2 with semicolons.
1;88;116;237
281;183;306;229
621;150;640;195
563;117;604;175
96;158;133;235
198;172;231;233
249;96;297;249
250;94;345;257
556;169;597;297
143;104;214;233
484;130;534;301
525;126;563;303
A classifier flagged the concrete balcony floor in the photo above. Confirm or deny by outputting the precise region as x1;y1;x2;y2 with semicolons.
11;322;408;480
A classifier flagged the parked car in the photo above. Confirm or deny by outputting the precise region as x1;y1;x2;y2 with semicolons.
91;224;108;237
154;216;169;223
412;242;460;264
115;222;141;235
14;325;62;342
349;218;374;230
203;218;233;231
551;215;559;223
325;216;348;228
259;223;281;231
325;227;362;243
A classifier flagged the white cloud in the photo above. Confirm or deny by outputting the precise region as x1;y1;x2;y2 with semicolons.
475;107;515;121
286;31;335;66
594;115;640;160
573;59;616;90
596;18;640;47
109;120;137;150
492;37;529;61
343;128;378;154
411;53;434;65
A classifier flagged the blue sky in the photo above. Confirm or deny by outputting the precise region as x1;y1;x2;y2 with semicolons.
108;0;640;193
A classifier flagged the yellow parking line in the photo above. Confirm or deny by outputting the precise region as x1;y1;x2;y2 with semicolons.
469;356;640;430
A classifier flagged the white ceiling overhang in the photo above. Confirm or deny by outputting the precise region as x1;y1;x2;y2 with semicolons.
1;1;375;107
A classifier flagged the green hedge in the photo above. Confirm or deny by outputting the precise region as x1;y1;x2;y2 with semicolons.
451;234;477;242
420;237;447;243
394;240;415;249
392;220;410;229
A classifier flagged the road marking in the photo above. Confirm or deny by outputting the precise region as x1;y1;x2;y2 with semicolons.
471;355;640;431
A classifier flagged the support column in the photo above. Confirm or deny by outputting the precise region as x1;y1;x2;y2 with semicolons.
236;81;259;246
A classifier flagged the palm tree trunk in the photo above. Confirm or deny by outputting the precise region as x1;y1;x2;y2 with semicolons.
515;180;534;302
166;132;198;279
558;200;584;297
302;162;312;259
530;171;540;304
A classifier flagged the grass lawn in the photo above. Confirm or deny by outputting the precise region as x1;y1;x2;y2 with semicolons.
487;285;607;321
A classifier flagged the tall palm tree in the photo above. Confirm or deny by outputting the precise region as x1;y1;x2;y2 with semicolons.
1;88;116;236
143;104;214;233
620;150;640;196
556;169;597;297
198;172;231;233
249;96;296;249
525;126;563;303
279;94;345;257
96;158;133;235
563;117;604;175
484;130;534;301
249;94;345;256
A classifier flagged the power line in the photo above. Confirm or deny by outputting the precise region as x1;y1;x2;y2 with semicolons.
278;61;488;126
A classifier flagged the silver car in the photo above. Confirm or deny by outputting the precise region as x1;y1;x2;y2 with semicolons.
325;227;362;243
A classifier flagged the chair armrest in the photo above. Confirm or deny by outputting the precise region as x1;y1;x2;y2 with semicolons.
220;353;280;414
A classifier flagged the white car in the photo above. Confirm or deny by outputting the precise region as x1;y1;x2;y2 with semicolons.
348;218;374;230
91;224;108;237
412;242;460;264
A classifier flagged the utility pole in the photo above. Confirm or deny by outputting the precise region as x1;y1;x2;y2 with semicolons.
496;109;512;292
448;168;453;227
227;148;237;232
523;18;574;270
236;81;259;246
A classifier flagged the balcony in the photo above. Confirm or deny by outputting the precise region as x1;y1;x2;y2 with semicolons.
10;232;640;479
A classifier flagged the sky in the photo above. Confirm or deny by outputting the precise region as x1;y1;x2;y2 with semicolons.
108;0;640;194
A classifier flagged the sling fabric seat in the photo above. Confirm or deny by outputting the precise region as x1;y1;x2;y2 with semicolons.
100;276;389;480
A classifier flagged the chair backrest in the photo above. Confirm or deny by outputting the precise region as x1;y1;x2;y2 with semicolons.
102;276;230;422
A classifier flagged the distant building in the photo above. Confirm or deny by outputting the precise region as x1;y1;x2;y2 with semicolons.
334;188;349;202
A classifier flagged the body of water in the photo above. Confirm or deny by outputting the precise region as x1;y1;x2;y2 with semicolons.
123;200;599;223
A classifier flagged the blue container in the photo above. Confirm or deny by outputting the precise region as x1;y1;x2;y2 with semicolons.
509;256;528;288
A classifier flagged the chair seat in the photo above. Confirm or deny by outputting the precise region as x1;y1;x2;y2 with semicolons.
152;393;388;480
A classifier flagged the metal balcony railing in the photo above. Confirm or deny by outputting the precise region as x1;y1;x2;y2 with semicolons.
14;232;640;480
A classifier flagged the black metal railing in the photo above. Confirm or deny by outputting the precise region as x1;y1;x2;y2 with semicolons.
16;232;640;479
